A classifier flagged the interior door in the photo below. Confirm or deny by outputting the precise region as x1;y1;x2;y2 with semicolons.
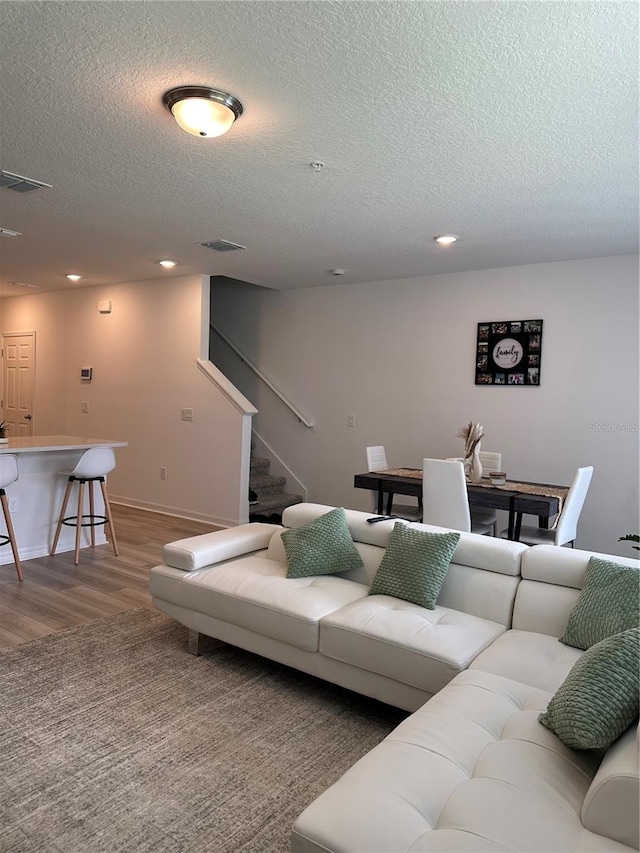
2;332;35;437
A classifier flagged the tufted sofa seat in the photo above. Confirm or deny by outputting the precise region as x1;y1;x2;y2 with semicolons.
292;668;638;853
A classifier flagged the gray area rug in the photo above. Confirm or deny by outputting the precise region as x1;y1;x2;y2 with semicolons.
0;608;406;853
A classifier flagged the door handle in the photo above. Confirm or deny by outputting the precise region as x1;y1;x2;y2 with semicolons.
24;414;32;420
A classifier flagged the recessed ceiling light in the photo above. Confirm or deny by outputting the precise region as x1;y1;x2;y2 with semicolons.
434;234;459;245
66;274;82;281
158;260;176;268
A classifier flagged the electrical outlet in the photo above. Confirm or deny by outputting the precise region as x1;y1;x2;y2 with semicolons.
160;467;168;480
81;401;89;413
181;407;193;422
347;413;356;428
9;496;18;512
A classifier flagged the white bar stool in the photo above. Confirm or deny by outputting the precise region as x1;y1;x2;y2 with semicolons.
0;454;23;580
50;446;119;565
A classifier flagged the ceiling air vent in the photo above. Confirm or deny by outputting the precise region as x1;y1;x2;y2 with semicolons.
0;169;52;193
199;239;246;252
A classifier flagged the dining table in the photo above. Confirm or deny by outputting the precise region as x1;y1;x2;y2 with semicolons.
353;468;569;540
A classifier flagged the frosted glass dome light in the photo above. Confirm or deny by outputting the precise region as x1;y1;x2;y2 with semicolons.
162;86;243;138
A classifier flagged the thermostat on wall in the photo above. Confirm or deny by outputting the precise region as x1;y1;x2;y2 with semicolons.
81;367;93;380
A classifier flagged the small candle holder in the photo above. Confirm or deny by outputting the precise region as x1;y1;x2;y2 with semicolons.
489;471;507;486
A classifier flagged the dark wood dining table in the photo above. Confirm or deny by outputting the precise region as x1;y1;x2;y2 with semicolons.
353;469;567;540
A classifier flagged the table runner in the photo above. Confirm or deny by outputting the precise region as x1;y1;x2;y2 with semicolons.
478;481;568;529
473;478;568;508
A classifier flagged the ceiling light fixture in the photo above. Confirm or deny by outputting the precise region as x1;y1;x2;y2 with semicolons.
162;86;243;138
66;274;82;281
434;234;459;245
0;227;22;238
158;260;176;268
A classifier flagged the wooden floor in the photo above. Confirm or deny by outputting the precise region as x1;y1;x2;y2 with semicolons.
0;504;218;649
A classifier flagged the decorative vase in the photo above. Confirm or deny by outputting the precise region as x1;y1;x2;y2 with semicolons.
467;446;483;483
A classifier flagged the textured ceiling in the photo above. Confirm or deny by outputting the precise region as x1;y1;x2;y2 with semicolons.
0;0;637;297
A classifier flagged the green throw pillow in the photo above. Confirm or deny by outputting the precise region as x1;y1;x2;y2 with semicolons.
560;557;640;650
539;627;640;750
282;507;364;579
368;522;460;609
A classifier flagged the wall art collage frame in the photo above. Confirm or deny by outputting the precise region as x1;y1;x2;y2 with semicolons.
475;319;543;386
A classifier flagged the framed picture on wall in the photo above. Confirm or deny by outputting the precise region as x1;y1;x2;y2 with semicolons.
475;319;543;386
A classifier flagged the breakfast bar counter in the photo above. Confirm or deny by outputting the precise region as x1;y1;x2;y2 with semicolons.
0;435;128;454
0;435;127;565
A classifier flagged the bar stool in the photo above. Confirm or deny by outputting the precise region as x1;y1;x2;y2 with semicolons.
50;446;119;565
0;454;23;580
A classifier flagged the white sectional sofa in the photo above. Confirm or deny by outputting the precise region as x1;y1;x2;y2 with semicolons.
149;503;639;853
150;503;528;711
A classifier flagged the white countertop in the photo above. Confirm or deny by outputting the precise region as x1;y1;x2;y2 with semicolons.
0;435;128;454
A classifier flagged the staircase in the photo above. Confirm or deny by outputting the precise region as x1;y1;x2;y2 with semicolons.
249;455;304;523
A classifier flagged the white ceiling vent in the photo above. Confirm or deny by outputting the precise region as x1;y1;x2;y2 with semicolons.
0;170;52;193
199;239;246;252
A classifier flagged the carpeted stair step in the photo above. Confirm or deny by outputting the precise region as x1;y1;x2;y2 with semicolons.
250;473;287;495
248;453;304;523
250;456;271;476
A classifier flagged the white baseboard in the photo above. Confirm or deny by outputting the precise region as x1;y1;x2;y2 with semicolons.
0;534;108;566
109;496;231;528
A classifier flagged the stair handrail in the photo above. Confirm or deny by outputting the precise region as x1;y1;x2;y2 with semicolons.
210;322;314;428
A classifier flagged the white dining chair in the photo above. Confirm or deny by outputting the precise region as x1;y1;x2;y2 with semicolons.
366;445;422;521
422;458;493;535
500;465;594;546
478;451;502;475
471;451;502;535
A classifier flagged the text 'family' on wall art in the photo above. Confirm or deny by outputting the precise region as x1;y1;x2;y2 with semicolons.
475;319;543;386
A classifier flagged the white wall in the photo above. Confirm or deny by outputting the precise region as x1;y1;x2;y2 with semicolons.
211;255;639;556
1;275;247;526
